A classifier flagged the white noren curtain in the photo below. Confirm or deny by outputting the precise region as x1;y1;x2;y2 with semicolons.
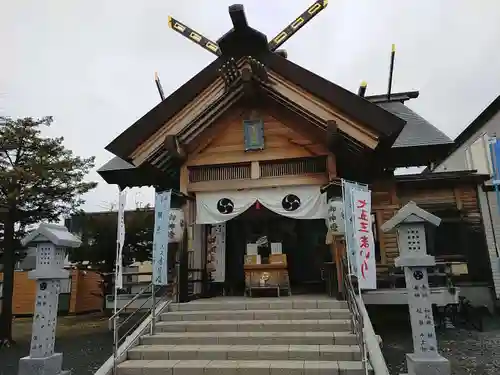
196;185;327;224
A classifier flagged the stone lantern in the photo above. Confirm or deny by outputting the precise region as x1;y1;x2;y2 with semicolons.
381;202;450;375
18;223;81;375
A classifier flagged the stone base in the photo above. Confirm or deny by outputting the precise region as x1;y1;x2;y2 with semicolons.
18;352;70;375
406;353;450;375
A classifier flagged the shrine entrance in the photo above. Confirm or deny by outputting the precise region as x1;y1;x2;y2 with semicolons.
222;203;331;296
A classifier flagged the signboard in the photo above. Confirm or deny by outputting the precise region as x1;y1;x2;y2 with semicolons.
327;198;345;235
352;189;377;290
115;189;127;289
488;138;500;218
341;179;368;277
243;119;264;151
406;267;438;354
152;190;172;285
211;224;226;282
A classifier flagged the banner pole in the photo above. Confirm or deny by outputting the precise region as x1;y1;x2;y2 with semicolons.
341;180;352;276
113;187;122;316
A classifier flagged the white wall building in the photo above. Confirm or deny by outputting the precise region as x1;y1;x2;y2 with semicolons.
431;95;500;300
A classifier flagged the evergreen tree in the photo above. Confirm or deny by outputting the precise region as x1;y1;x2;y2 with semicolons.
0;116;97;347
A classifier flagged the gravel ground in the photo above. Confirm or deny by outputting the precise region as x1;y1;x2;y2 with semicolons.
371;306;500;375
0;313;112;375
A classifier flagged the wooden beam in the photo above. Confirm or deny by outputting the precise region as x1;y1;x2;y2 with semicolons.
390;183;399;205
263;89;369;157
132;58;252;161
179;165;189;195
146;90;245;168
186;145;318;167
454;187;463;210
251;161;260;179
131;78;226;164
186;108;244;158
164;135;187;162
375;210;387;265
326;120;340;149
262;97;328;146
267;71;380;149
180;88;244;144
187;174;328;192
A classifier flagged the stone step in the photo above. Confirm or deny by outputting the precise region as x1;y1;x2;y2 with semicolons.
168;299;347;312
128;344;362;361
117;359;370;375
160;308;352;322
141;331;358;346
155;319;352;333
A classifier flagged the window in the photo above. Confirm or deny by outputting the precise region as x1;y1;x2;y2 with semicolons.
424;207;467;259
465;133;493;176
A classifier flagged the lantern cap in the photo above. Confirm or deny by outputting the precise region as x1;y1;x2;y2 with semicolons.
380;201;441;233
21;223;82;248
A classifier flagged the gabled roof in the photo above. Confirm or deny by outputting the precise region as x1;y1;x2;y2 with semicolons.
106;51;406;161
377;102;452;148
106;59;223;160
437;94;500;165
97;156;179;190
97;156;135;172
361;91;453;167
381;201;441;233
257;53;405;136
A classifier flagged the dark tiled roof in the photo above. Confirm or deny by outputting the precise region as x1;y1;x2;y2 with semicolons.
377;102;452;148
97;156;135;172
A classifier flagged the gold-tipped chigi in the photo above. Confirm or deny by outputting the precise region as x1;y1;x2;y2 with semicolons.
167;15;221;56
360;80;367;87
268;0;329;51
168;2;327;57
392;43;396;52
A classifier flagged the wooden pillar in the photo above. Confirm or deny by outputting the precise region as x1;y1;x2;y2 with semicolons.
178;190;193;302
327;154;337;180
174;164;191;302
328;234;345;298
334;236;345;297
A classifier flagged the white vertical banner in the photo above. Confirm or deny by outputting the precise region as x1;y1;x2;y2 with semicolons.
341;179;368;276
115;189;127;289
351;189;377;290
152;190;172;285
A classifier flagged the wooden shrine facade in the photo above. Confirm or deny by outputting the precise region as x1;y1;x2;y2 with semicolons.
97;4;494;296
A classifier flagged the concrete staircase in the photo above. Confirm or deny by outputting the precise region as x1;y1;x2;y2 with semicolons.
117;297;371;375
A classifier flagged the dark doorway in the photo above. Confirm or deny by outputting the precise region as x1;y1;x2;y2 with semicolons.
224;204;330;295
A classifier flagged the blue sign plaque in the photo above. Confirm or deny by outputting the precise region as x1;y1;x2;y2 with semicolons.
243;119;264;151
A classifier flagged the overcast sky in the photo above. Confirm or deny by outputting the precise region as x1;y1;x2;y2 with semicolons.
2;0;500;212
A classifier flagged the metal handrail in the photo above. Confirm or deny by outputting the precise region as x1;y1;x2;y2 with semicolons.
109;282;170;375
108;283;152;321
340;256;368;375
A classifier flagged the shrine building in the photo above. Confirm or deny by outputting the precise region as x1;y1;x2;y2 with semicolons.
97;3;494;305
